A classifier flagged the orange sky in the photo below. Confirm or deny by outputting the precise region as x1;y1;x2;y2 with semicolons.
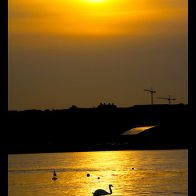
8;0;188;110
9;0;187;36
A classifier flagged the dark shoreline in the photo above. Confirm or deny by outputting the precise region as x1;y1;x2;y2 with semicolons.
8;104;189;154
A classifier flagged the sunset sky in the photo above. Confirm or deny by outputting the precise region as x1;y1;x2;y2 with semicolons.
8;0;188;110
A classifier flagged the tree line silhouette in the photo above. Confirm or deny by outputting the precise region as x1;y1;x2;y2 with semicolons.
8;104;189;153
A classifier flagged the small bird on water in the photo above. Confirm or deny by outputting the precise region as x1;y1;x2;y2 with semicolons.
93;184;113;196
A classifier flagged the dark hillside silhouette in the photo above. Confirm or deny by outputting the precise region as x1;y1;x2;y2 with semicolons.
8;104;189;153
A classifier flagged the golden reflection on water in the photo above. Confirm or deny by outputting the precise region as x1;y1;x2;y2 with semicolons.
8;150;188;196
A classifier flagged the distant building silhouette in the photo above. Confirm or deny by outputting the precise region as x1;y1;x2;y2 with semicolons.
97;103;117;109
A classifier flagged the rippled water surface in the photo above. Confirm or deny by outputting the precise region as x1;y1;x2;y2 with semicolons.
8;150;188;196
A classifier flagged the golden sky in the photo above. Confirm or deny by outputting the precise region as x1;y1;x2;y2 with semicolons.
8;0;188;110
9;0;187;36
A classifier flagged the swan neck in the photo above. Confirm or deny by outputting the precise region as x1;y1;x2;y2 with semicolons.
109;186;112;194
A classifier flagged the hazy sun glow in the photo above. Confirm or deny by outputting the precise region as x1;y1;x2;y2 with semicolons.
9;0;188;37
85;0;106;3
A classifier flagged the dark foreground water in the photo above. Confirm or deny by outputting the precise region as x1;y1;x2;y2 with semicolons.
8;149;188;196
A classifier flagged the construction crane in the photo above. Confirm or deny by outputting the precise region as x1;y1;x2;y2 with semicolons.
157;95;176;104
144;87;156;105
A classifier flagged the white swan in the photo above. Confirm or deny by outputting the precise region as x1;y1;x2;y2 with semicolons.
93;184;113;196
